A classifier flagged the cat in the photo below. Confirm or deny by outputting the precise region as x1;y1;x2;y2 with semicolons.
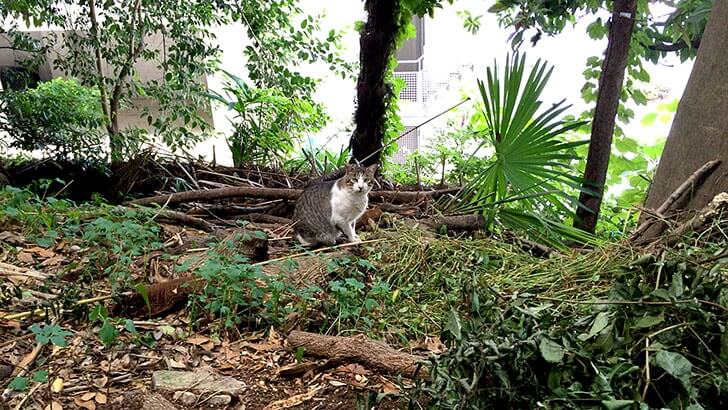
293;163;378;247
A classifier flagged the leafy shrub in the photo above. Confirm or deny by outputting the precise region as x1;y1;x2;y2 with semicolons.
411;247;728;409
285;146;351;175
0;78;105;160
190;237;298;329
207;71;328;167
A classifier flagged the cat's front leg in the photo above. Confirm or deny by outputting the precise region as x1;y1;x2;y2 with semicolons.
338;221;360;243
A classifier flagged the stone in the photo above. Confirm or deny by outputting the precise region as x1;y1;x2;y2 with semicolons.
207;395;232;407
152;368;246;396
172;391;197;406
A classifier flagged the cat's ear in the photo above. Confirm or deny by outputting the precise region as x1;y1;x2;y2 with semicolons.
366;163;379;175
344;163;354;173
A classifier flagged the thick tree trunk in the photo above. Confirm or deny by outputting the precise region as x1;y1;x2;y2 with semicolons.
644;1;728;214
574;0;638;233
349;0;401;166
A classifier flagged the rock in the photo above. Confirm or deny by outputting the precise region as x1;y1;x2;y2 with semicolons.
207;395;232;407
152;369;246;396
172;391;197;406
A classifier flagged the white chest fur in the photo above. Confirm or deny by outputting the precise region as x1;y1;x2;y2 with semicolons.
329;183;368;225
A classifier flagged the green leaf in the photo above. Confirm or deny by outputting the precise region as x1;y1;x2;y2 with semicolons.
90;304;109;322
539;338;565;363
633;313;664;329
670;273;684;298
446;308;462;340
99;320;119;347
640;112;658;126
602;400;635;410
587;311;610;338
654;350;692;391
50;335;68;347
7;376;29;391
31;370;49;383
487;3;508;13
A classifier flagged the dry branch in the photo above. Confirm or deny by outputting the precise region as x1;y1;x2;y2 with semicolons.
0;262;52;280
632;159;722;242
286;330;428;378
128;186;460;207
155;210;214;232
649;192;728;248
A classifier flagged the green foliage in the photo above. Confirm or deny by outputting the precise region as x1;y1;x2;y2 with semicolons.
207;72;328;167
0;78;105;160
384;120;484;186
0;186;162;288
450;54;591;246
52;0;232;160
409;240;728;409
191;237;297;329
29;323;72;347
285;146;351;175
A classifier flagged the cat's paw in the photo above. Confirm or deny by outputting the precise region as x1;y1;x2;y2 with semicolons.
351;234;361;243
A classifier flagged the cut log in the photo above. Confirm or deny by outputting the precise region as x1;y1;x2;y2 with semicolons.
286;330;428;378
128;186;461;207
420;214;485;231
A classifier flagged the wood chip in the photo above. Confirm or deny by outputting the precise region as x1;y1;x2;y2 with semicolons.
74;397;96;410
95;392;108;404
44;401;63;410
80;392;96;401
262;387;321;410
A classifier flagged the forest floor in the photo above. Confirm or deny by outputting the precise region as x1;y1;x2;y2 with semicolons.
2;157;728;409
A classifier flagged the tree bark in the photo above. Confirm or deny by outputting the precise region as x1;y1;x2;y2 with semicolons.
574;0;638;233
349;0;401;166
644;1;728;214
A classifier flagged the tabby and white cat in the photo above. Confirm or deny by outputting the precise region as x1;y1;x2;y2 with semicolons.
293;164;378;247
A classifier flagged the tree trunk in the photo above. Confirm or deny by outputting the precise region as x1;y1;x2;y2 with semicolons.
644;1;728;214
574;0;638;233
349;0;401;166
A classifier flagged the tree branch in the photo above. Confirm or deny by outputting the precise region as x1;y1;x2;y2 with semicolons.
646;37;701;52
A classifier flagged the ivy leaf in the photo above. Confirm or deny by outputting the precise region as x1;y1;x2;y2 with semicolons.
587;311;610;338
32;370;49;383
8;376;29;391
601;400;635;410
446;308;462;340
633;313;664;329
99;320;119;347
539;338;565;363
654;350;693;392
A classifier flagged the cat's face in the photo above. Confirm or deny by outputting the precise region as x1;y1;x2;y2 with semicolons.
342;163;378;193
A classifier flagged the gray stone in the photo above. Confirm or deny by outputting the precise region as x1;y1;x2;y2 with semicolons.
172;391;197;406
152;368;246;396
207;394;232;407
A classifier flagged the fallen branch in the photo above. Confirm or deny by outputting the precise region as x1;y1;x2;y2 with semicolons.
650;192;728;248
128;186;460;207
155;210;214;232
286;330;428;378
632;159;722;243
0;262;52;280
